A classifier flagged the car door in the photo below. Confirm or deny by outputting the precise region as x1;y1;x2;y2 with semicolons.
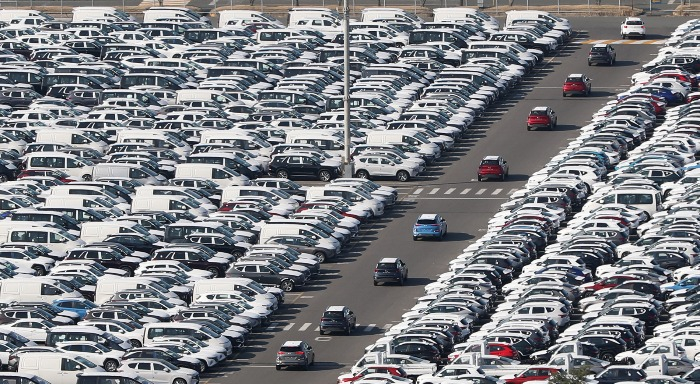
150;360;174;384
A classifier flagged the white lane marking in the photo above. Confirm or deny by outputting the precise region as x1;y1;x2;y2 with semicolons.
298;323;312;331
364;324;377;332
445;188;456;195
413;188;424;194
492;188;503;195
266;322;279;331
429;188;440;194
508;188;519;195
283;323;295;331
460;188;472;194
383;323;394;329
476;188;487;195
314;326;320;331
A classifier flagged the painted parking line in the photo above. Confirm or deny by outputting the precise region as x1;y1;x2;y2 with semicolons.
492;188;503;195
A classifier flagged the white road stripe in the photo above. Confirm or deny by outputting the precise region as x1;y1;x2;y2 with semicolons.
508;188;519;195
266;322;279;331
364;324;377;332
460;188;472;195
314;326;320;331
298;323;312;331
668;0;675;4
383;323;394;330
283;323;295;331
445;188;456;195
492;188;503;195
429;188;440;195
413;188;424;194
476;188;487;195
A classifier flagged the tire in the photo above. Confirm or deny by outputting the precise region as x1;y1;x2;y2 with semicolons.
319;329;324;335
601;352;614;362
587;61;591;66
174;379;187;384
562;92;566;97
0;174;7;183
501;174;506;181
413;236;417;241
313;251;326;263
303;361;309;370
609;59;614;66
399;277;404;286
276;169;289;179
232;251;244;260
82;174;92;181
345;327;351;336
120;266;133;277
198;362;206;373
130;339;142;348
310;355;315;366
527;126;532;131
318;170;332;182
207;267;221;278
276;365;281;371
356;169;369;179
373;280;378;286
396;170;409;182
104;359;119;372
32;265;46;276
477;175;482;181
279;279;295;292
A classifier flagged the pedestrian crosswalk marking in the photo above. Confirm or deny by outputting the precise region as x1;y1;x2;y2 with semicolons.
492;188;503;195
445;188;456;195
383;324;394;330
460;188;472;195
266;322;279;331
508;188;519;195
364;324;377;332
314;326;320;331
476;188;487;195
429;188;440;195
413;188;423;194
283;323;295;331
298;323;312;331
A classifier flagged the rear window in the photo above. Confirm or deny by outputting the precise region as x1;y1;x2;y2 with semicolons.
323;311;344;319
377;263;397;269
280;346;302;352
481;160;499;165
591;46;607;52
566;77;583;82
416;219;437;225
530;110;547;116
626;20;644;25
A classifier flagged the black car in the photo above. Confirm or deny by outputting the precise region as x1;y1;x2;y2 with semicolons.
588;43;616;66
152;248;231;278
226;260;304;292
393;341;441;364
577;335;627;362
65;248;141;276
103;234;162;254
373;257;408;286
595;366;646;384
319;305;356;335
269;153;341;182
530;341;600;364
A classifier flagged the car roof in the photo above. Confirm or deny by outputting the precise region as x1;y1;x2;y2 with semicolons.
418;213;438;220
593;43;609;48
281;340;304;347
482;155;501;161
378;258;399;263
326;305;346;311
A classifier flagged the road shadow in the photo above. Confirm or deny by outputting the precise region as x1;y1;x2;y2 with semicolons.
504;173;530;182
589;90;617;98
443;232;475;242
553;124;580;132
307;362;346;371
609;60;639;67
404;277;434;286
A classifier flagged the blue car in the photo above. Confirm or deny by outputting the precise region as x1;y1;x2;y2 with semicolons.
53;298;97;320
661;276;700;293
413;214;447;241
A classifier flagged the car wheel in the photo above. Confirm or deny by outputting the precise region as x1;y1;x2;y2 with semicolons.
104;359;119;372
373;280;378;286
303;360;309;370
624;358;635;365
120;266;133;277
130;339;142;348
276;365;281;371
396;170;409;182
477;175;482;181
601;352;614;362
319;329;324;335
232;250;244;260
207;267;221;278
345;327;351;336
399;276;405;286
413;236;417;241
279;279;295;292
174;379;187;384
32;265;46;276
587;61;591;66
275;169;289;179
313;251;326;263
501;173;506;181
356;169;369;179
0;174;7;183
82;174;92;181
311;355;315;365
527;126;532;131
318;170;332;182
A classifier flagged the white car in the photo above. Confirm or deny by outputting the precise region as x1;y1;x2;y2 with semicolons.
621;17;646;39
56;341;125;371
121;359;199;384
3;319;53;343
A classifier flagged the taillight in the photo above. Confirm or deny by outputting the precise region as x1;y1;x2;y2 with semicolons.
277;351;284;355
295;351;305;355
374;269;379;272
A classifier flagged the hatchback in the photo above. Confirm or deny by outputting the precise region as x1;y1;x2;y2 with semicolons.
478;156;509;181
527;106;557;131
413;214;448;241
319;306;356;335
563;74;592;97
588;44;616;66
275;340;315;370
373;257;408;286
620;17;645;39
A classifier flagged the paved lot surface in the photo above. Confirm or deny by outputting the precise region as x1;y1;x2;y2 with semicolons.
170;15;689;384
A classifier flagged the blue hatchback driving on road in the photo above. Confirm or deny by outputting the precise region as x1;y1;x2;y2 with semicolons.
413;213;448;241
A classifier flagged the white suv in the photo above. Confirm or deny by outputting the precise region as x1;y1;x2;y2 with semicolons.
621;17;646;39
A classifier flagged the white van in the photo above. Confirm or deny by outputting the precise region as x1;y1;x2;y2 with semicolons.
142;7;208;23
198;131;272;157
17;352;104;384
505;10;570;29
217;10;282;29
44;195;127;217
6;227;85;255
94;277;183;305
257;28;315;45
284;130;348;157
116;130;191;157
306;186;385;217
22;152;94;181
221;186;301;208
34;129;108;153
0;10;52;23
258;223;341;251
361;8;423;25
143;323;233;356
79;221;158;244
192;278;282;304
432;7;498;29
584;187;664;216
134;185;218;211
365;130;441;162
174;163;251;187
131;195;210;217
0;277;82;303
288;7;342;27
72;6;134;22
92;163;166;186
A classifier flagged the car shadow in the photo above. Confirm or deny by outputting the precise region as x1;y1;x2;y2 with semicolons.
552;124;580;132
442;232;475;242
306;361;346;371
589;90;618;98
610;60;639;67
403;277;434;286
503;173;530;182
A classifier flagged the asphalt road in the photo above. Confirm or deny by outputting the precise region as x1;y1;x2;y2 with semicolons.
183;15;687;384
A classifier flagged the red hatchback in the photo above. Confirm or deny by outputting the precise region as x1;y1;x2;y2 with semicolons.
526;106;557;131
478;155;508;181
504;367;563;384
562;73;592;97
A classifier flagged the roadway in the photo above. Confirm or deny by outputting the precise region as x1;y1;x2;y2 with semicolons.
193;15;687;384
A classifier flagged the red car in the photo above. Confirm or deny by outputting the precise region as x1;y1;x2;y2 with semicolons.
337;365;408;383
526;106;557;131
562;73;592;97
17;169;75;183
478;155;509;181
581;275;637;292
504;367;562;384
449;342;521;362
